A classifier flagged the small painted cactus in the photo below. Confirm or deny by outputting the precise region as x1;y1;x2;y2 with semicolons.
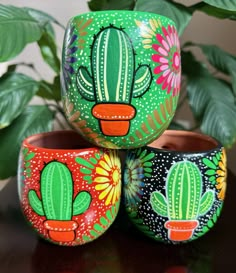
76;26;152;136
28;161;91;242
77;25;152;103
151;161;215;241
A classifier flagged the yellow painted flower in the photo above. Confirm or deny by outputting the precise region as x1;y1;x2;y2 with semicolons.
216;149;227;200
94;151;121;205
135;18;162;49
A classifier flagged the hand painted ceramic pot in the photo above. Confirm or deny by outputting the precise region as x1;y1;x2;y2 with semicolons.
17;130;121;246
123;130;227;243
61;10;181;149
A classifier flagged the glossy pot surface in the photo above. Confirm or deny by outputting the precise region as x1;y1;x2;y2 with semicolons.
61;11;181;149
18;130;121;246
123;130;226;243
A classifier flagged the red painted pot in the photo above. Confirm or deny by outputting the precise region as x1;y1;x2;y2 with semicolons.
18;130;121;246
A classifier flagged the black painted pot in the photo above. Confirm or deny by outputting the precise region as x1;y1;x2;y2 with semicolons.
123;130;226;244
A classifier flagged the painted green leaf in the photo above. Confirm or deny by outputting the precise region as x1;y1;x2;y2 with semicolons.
22;148;29;156
75;157;95;169
93;223;103;232
205;170;216;176
150;191;168;217
0;105;54;179
25;152;35;161
106;209;112;221
25;162;31;168
90;230;98;237
89;157;98;165
0;73;39;129
182;51;236;148
100;216;108;226
80;168;92;175
202;158;217;169
73;191;91;215
203;0;236;11
28;190;44;216
0;4;43;61
82;235;91;242
134;0;192;36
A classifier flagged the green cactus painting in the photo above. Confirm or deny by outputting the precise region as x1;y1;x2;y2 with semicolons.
76;25;152;136
28;161;92;242
150;161;215;241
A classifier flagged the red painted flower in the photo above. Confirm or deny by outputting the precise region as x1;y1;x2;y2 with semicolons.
152;25;181;96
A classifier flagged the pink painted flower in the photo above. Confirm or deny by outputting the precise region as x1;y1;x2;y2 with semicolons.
152;25;181;96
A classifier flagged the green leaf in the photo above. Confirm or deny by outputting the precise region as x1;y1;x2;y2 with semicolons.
0;4;43;61
183;51;236;148
197;44;236;97
203;0;236;11
134;0;192;36
168;120;189;130
191;2;236;19
37;31;60;74
0;105;54;179
24;7;64;30
88;0;135;11
0;73;39;128
37;76;62;101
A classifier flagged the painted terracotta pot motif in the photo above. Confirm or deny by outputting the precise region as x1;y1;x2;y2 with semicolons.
123;130;227;243
18;130;121;246
61;10;181;148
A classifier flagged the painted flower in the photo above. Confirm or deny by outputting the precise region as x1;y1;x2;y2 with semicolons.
123;149;155;207
203;149;227;201
94;151;121;206
216;149;227;200
135;18;162;49
62;25;78;90
152;25;181;96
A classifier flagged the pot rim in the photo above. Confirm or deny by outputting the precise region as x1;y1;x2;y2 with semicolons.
22;130;101;152
70;10;177;28
146;130;223;154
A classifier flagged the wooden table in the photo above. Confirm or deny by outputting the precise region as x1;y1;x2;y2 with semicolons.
0;172;235;273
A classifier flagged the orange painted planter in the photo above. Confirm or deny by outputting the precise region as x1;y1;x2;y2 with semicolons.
92;103;136;136
164;220;199;241
44;220;78;242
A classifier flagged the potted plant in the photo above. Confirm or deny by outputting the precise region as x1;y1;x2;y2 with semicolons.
1;0;236;180
0;4;70;179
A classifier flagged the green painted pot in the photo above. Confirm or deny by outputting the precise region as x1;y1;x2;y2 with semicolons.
123;130;226;243
61;11;181;149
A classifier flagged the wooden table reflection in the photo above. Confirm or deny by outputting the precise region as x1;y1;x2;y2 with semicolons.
0;171;235;273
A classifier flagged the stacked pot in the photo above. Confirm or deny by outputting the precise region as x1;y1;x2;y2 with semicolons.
18;11;226;246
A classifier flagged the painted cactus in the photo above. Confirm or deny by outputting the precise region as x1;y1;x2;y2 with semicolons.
77;25;152;103
28;161;91;242
150;161;215;241
76;26;153;136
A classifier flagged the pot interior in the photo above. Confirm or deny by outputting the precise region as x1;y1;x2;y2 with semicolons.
26;130;93;150
149;130;219;153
